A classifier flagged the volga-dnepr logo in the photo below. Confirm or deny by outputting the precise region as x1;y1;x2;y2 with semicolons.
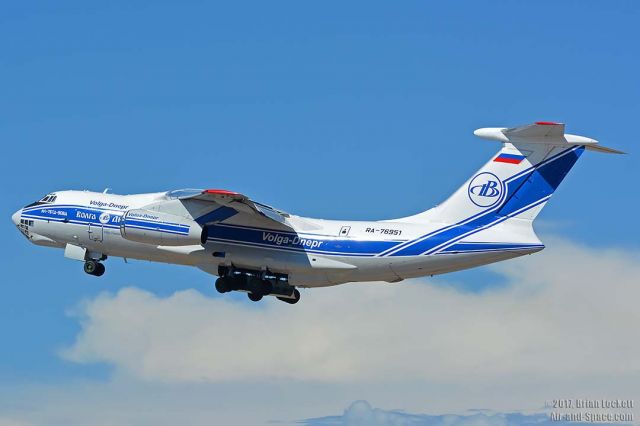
468;172;503;207
99;212;111;224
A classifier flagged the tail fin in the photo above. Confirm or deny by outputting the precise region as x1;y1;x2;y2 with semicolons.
402;122;623;225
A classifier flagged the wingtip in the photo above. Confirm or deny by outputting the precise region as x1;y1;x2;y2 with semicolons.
584;145;627;155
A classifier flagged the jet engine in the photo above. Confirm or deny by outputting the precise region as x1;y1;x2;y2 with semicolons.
120;209;205;246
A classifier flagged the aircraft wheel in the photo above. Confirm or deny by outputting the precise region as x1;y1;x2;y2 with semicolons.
246;276;266;296
94;263;105;277
215;277;230;293
277;288;300;304
248;292;263;302
84;260;100;276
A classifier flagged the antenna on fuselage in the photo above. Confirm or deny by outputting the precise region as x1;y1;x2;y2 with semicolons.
103;188;111;194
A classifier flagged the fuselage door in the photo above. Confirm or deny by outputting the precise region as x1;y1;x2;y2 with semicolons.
88;222;104;242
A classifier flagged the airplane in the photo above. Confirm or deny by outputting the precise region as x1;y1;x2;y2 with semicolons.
11;122;623;304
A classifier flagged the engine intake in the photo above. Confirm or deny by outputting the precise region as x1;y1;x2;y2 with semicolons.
120;209;204;246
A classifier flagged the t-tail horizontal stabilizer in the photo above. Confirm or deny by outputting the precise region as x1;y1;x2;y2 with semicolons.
474;121;625;154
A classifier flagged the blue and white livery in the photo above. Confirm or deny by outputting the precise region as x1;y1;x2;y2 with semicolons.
11;122;622;304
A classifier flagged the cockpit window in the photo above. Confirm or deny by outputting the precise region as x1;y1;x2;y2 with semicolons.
39;194;57;203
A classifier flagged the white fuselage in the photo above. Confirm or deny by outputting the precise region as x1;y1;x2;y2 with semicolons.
13;123;615;296
12;189;542;288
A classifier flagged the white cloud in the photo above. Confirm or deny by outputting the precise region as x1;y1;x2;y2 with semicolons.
61;238;640;390
0;419;34;426
0;387;583;426
0;238;638;425
302;400;556;426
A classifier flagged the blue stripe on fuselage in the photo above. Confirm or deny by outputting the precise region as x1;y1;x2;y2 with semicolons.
205;224;401;255
20;205;190;236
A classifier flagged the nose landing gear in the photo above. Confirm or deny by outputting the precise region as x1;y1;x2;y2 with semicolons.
84;260;105;277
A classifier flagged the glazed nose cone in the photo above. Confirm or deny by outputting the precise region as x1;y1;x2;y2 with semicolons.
12;209;21;226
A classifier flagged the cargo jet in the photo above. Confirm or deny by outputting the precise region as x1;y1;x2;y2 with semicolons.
12;122;622;304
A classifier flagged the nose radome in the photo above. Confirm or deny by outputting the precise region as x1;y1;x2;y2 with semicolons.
12;209;21;226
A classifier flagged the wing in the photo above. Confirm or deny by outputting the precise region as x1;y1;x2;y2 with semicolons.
168;188;290;227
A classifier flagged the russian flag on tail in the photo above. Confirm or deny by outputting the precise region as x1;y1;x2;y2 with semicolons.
494;153;526;164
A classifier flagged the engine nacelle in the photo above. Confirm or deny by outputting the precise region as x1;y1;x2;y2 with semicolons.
120;209;204;246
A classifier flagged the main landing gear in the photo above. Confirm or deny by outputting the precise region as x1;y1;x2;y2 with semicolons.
215;266;301;304
84;260;105;277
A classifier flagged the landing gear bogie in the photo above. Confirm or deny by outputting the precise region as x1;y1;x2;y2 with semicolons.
214;267;300;304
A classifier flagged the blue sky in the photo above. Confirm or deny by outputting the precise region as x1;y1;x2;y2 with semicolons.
1;1;638;425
